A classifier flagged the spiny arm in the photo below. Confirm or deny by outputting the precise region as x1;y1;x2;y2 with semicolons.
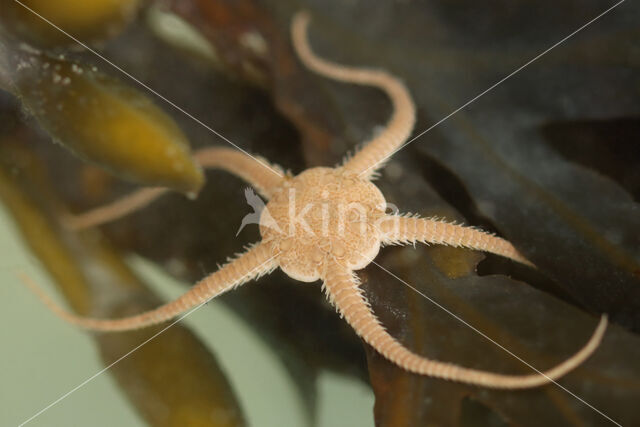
322;262;607;389
63;187;168;231
380;214;534;266
64;147;286;230
193;147;285;198
20;242;277;332
291;12;415;179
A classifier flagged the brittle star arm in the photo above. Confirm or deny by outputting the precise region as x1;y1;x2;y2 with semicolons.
19;242;278;332
322;261;607;389
291;12;416;179
64;147;285;230
380;215;534;266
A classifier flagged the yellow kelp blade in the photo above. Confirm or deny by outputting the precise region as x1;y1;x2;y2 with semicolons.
7;51;204;194
0;140;243;426
0;0;141;48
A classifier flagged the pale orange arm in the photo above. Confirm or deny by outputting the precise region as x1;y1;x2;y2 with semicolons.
322;261;607;389
380;215;534;266
63;187;168;231
291;12;416;179
64;147;285;230
20;242;277;332
193;147;285;198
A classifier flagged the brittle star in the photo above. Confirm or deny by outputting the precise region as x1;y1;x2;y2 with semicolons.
25;11;607;389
